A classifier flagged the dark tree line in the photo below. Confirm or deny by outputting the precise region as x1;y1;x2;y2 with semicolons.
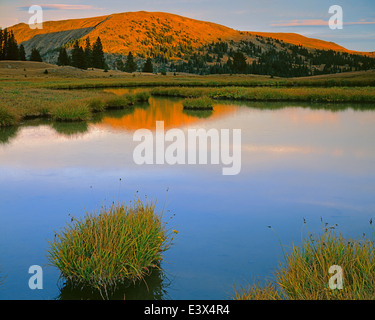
0;28;41;62
171;40;375;77
58;37;106;69
115;53;154;73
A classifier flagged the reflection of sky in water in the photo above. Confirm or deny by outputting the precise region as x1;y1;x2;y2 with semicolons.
1;99;375;299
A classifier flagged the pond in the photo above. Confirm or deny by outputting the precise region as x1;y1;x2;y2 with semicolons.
1;92;375;299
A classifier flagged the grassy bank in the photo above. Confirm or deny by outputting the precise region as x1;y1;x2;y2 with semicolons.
1;69;374;127
233;222;375;300
0;88;150;126
47;199;175;298
151;86;375;103
16;70;374;89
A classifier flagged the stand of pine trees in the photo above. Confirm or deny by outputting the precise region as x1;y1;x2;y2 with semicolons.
2;25;375;77
0;28;43;62
58;37;107;70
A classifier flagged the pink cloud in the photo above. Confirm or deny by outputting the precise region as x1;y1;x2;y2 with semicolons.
41;4;101;10
271;19;375;27
271;19;328;27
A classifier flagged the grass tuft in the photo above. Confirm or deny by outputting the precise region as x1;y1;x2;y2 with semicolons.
103;96;135;109
51;101;91;122
134;91;151;102
0;105;20;126
47;198;174;298
234;221;375;300
182;97;214;110
86;98;106;112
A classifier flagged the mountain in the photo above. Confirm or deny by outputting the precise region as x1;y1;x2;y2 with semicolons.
7;11;375;77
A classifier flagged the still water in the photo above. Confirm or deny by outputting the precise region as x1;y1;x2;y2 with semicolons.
1;93;375;299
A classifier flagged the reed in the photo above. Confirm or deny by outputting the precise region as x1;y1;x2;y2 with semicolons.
47;199;174;298
233;280;282;300
102;95;136;109
234;221;375;300
51;101;91;122
152;86;375;103
0;105;20;127
0;89;151;126
134;91;151;102
182;97;214;110
86;98;106;112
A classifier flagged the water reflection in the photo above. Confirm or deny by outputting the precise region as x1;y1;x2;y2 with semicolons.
52;121;89;137
56;267;171;300
1;96;375;299
182;109;213;119
96;97;237;131
0;126;19;144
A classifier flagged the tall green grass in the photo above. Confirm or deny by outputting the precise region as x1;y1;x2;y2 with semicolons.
234;221;375;300
182;97;214;110
0;105;20;126
34;72;375;90
47;199;175;298
51;101;91;122
151;86;375;103
0;90;151;126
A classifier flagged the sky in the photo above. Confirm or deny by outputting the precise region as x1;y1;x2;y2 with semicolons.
0;0;374;52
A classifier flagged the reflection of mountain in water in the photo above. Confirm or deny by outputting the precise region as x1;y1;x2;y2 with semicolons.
56;267;171;300
95;96;239;132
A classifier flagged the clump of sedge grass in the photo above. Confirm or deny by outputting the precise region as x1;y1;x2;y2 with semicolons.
233;280;282;300
86;98;106;113
234;220;375;300
51;101;91;122
47;199;175;298
0;105;20;127
102;92;150;109
103;96;135;109
134;91;151;102
182;97;214;110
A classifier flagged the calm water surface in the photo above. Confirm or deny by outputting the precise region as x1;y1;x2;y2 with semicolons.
1;93;375;299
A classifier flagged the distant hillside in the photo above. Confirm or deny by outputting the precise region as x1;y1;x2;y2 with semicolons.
7;11;375;77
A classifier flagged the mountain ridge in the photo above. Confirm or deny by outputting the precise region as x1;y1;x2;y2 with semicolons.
5;11;375;77
8;11;374;57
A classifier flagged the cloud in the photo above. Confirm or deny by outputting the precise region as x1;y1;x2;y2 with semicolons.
271;19;375;27
18;4;102;11
271;19;327;27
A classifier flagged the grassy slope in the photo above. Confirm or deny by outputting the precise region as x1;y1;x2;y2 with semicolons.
8;11;374;57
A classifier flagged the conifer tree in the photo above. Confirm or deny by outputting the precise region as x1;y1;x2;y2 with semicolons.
84;37;93;68
57;47;69;66
6;30;19;60
71;40;85;69
92;37;105;69
19;44;26;61
1;29;8;60
142;57;153;73
0;29;4;60
124;52;137;73
29;47;42;62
